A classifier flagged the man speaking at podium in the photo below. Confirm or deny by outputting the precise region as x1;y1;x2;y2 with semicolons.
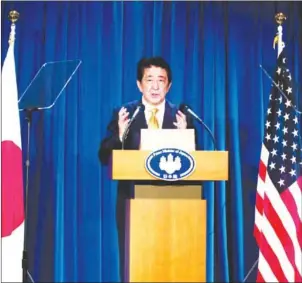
98;56;196;281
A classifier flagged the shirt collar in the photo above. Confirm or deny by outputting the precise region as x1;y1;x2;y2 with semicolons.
142;97;166;112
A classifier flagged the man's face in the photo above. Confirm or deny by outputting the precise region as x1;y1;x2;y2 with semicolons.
137;66;172;106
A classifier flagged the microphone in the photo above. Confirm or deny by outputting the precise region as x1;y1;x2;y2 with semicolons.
121;103;145;149
180;103;217;150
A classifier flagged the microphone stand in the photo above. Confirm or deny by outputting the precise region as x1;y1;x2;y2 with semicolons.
195;117;217;150
121;104;144;149
180;104;217;150
22;107;38;283
121;125;131;150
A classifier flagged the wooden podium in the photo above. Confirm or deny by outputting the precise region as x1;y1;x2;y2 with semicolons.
112;130;228;282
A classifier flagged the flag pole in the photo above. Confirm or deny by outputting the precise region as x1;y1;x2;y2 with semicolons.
273;12;287;58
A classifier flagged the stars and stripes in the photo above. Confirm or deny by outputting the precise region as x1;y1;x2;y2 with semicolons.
254;50;302;282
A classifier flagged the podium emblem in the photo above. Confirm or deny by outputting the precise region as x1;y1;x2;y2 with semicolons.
145;148;195;181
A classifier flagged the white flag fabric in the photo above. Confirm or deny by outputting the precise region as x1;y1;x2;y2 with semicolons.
1;23;25;282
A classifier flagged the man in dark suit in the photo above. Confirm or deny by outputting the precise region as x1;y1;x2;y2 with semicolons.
98;56;196;281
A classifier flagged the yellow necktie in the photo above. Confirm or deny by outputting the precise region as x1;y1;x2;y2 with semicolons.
148;108;159;129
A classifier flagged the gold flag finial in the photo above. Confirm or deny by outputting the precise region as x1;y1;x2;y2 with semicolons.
273;13;286;50
9;10;19;23
275;12;286;25
8;11;19;45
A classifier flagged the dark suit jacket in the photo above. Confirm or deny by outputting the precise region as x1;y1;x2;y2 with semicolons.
98;98;198;197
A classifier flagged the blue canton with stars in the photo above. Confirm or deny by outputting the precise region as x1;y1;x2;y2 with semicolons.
263;50;302;191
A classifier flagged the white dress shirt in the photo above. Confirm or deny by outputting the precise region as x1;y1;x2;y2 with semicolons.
119;98;166;142
142;97;166;129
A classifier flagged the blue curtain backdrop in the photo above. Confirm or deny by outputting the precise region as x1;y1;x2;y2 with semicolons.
1;1;301;282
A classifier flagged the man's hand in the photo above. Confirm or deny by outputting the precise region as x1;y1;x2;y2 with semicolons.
173;110;187;129
118;107;130;140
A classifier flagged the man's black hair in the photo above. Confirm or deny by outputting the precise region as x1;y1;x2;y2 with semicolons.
137;56;172;83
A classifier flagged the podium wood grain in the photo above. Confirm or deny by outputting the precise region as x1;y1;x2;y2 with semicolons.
129;199;206;282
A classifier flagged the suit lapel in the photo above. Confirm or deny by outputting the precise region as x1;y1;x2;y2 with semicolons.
162;100;177;129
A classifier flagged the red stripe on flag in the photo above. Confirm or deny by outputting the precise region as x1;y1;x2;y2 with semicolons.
295;269;302;283
256;270;265;282
258;160;267;182
1;141;24;237
257;225;288;282
263;194;300;280
281;187;302;249
297;177;302;190
254;223;262;247
255;192;264;217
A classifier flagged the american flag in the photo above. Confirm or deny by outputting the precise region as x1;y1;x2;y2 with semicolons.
254;50;302;282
